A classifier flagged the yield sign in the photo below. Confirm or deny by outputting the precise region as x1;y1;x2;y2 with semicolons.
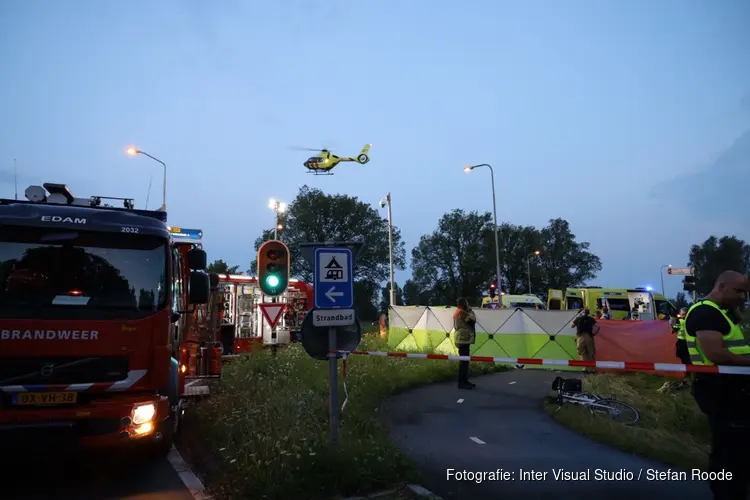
259;303;285;329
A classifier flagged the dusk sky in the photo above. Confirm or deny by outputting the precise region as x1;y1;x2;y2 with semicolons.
1;0;748;299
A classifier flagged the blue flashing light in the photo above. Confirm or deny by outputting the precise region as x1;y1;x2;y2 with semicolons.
645;286;653;292
168;227;203;240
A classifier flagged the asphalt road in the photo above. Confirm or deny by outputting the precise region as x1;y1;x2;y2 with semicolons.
2;448;194;500
383;369;713;500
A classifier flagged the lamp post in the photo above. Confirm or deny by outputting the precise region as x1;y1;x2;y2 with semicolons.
660;264;672;296
126;147;167;212
268;199;286;239
379;193;395;307
527;250;541;294
464;164;502;294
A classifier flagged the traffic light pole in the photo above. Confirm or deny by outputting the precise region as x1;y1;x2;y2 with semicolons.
271;296;278;358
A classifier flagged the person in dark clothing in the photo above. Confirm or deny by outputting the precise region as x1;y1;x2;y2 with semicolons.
453;297;477;389
686;270;750;500
572;308;600;372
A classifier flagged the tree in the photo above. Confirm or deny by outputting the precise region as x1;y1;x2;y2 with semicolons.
536;218;602;291
672;291;690;310
489;223;542;294
409;211;602;306
688;235;750;296
249;186;406;281
354;281;380;321
379;282;404;311
410;209;494;305
206;259;240;274
248;186;407;319
403;279;431;306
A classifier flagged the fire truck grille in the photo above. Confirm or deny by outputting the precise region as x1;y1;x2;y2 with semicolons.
0;357;129;386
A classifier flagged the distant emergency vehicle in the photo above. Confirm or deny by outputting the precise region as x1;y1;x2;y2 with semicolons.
546;287;676;320
214;274;313;354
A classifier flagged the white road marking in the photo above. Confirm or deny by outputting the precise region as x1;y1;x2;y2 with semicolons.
167;445;214;499
508;381;516;385
469;437;486;445
457;398;464;403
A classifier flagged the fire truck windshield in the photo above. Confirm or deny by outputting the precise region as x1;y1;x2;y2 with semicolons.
0;226;168;320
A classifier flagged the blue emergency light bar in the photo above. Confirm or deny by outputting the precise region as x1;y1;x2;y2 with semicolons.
168;227;203;242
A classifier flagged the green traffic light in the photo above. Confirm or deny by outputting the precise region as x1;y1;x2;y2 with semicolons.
266;275;280;288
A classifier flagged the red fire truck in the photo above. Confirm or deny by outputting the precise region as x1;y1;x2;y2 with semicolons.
214;274;313;354
168;226;224;382
0;183;214;456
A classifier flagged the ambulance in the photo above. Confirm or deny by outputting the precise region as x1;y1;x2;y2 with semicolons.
546;287;675;320
481;293;546;309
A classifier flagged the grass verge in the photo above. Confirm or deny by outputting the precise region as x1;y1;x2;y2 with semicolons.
181;329;506;499
544;312;750;470
544;372;709;470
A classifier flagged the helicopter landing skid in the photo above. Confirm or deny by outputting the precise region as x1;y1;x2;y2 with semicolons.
307;171;334;176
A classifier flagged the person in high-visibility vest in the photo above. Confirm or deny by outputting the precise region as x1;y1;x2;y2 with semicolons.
675;307;690;365
684;270;750;499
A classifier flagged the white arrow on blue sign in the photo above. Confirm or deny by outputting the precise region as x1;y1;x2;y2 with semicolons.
314;247;354;309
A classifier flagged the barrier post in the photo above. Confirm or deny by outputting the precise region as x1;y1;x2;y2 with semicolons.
328;327;340;448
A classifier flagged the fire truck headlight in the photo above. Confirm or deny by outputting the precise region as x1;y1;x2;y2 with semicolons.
132;402;157;425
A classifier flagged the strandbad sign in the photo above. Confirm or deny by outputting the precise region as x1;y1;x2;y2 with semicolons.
312;308;356;327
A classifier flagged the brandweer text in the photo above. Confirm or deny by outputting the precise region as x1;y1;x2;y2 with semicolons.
0;329;99;340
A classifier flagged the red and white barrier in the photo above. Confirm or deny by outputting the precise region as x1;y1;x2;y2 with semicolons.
329;350;750;375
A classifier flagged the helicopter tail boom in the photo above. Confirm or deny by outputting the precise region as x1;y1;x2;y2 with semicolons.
354;144;371;164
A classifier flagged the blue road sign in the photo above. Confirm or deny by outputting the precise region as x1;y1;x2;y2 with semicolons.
314;247;354;309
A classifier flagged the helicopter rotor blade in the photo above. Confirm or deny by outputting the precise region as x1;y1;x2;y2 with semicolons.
289;146;323;152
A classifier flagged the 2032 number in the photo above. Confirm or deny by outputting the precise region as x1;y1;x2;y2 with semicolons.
121;226;139;233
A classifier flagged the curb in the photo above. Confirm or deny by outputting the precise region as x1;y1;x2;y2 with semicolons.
167;445;214;500
341;484;442;500
406;484;442;498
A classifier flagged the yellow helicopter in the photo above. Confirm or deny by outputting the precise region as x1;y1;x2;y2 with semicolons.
294;144;371;175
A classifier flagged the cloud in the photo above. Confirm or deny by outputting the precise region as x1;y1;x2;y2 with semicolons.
650;129;750;229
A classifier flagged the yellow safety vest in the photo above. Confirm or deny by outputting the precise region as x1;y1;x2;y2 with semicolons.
683;300;749;365
677;318;686;341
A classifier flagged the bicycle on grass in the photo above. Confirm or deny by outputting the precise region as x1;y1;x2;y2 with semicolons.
551;376;640;425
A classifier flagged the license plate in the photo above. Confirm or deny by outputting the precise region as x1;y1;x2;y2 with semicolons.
12;391;78;406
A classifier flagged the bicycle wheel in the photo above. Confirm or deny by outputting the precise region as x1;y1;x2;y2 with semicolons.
589;398;640;425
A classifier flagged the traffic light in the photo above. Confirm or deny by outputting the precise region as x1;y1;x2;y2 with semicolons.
683;275;695;292
257;240;290;296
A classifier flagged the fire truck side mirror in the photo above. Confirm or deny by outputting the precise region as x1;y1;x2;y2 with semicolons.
187;248;207;271
188;271;210;304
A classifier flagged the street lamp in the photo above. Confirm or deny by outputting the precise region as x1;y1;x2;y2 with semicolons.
660;264;672;296
527;250;541;294
269;199;286;239
379;193;395;307
464;164;502;294
126;146;167;212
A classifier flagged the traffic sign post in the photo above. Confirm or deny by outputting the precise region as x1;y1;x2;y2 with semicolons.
667;267;694;276
259;303;285;329
299;241;363;450
314;248;354;309
259;302;286;357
